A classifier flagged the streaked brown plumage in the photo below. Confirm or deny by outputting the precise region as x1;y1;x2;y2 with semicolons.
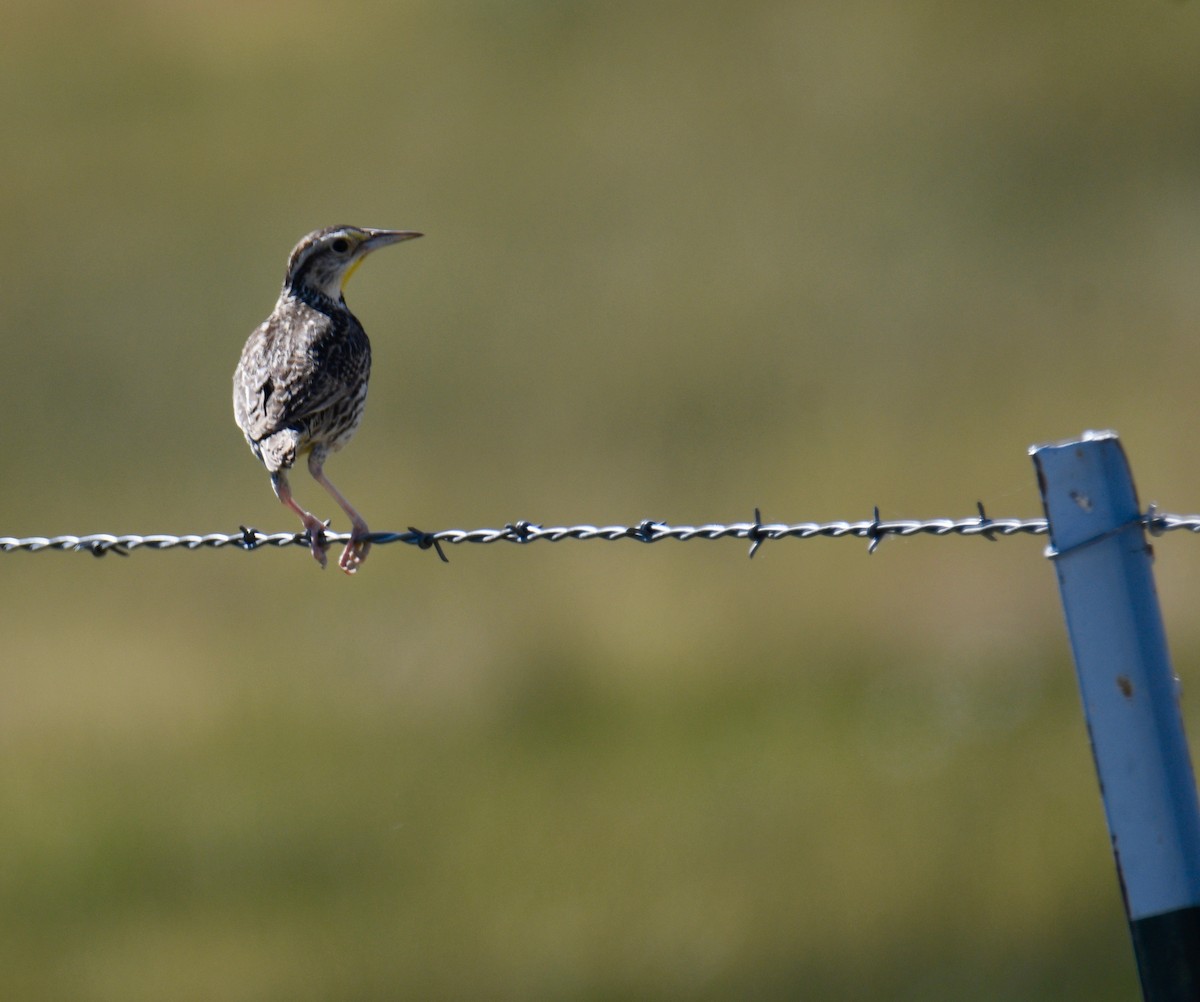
233;225;421;574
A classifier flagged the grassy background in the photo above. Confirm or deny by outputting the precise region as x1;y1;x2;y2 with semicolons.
3;1;1200;998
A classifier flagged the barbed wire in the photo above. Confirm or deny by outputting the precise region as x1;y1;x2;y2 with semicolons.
3;504;1199;562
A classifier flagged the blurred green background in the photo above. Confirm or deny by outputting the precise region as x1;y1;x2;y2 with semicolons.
3;1;1200;998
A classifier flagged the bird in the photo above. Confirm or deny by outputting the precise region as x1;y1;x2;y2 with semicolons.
233;225;422;574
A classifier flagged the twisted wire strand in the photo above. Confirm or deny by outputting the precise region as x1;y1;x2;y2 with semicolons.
3;509;1198;560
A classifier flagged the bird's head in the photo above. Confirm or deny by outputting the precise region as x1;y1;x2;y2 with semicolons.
284;225;422;302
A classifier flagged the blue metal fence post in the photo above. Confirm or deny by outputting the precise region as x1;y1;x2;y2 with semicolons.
1031;430;1200;1000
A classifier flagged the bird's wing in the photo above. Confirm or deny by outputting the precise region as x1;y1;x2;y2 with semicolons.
234;325;296;443
234;318;368;443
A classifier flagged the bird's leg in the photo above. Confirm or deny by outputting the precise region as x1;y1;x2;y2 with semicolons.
271;470;329;569
307;451;370;575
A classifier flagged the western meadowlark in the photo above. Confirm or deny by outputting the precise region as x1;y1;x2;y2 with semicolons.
233;225;421;574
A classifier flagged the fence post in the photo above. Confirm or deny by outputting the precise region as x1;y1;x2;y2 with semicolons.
1031;429;1200;1000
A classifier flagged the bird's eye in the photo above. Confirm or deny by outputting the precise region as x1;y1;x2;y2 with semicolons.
331;238;351;253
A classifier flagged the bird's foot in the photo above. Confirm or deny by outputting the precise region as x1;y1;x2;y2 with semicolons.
301;516;332;569
338;522;371;575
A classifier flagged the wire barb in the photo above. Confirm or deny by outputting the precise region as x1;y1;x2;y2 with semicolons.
632;519;664;543
975;501;998;542
866;506;884;555
406;526;448;563
507;521;537;543
747;507;767;559
89;538;128;558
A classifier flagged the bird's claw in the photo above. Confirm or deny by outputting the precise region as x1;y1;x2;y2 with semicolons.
338;526;371;575
304;517;331;569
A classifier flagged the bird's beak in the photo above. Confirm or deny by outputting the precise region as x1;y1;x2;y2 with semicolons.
340;229;422;291
361;229;423;252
